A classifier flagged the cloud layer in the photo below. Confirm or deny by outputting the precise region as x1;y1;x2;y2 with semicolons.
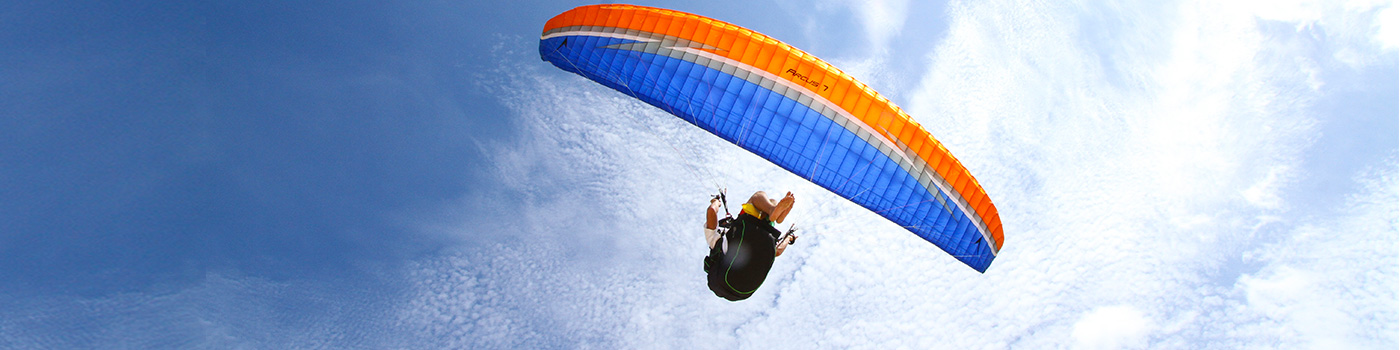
3;1;1391;348
396;0;1396;348
389;0;1394;347
396;0;1397;348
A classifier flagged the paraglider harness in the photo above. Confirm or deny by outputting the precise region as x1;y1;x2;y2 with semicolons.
703;189;798;301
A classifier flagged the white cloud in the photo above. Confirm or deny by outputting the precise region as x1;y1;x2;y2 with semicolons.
897;0;1394;347
826;0;910;54
1379;3;1399;50
1224;162;1399;349
781;0;910;56
1242;165;1291;209
1073;305;1153;350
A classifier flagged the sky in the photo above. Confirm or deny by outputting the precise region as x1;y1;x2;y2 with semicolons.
1;0;1396;348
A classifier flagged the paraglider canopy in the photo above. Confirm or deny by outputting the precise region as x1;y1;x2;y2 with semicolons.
539;4;1004;272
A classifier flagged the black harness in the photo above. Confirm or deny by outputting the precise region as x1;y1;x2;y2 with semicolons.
703;212;781;301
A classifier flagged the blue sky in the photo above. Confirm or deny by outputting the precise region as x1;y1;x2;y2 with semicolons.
2;0;1396;348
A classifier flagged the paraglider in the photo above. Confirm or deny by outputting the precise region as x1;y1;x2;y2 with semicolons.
703;190;797;301
539;4;1003;298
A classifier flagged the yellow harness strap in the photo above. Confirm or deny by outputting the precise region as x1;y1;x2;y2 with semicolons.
741;203;768;221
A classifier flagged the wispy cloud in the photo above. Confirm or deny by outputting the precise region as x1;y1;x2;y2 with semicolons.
1224;162;1398;349
1230;0;1399;65
825;0;911;54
